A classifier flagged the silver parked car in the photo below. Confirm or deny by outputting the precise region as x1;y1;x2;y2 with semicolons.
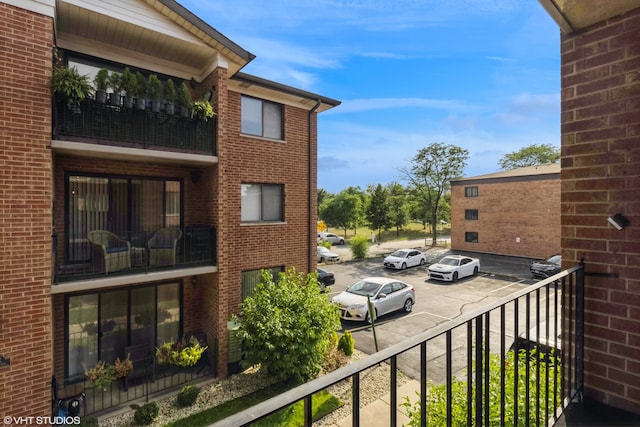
383;249;427;270
317;246;340;263
319;232;345;245
332;277;415;322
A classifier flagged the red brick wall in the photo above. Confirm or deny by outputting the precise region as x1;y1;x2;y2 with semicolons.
451;177;561;259
561;7;640;414
211;85;316;377
0;2;54;418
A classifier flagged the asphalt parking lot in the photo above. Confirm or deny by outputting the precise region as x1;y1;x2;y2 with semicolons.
321;243;542;381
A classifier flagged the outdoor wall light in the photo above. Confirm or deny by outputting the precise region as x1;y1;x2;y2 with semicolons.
608;213;629;230
190;77;197;88
0;354;10;367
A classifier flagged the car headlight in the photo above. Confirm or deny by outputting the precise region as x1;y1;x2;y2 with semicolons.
349;303;366;309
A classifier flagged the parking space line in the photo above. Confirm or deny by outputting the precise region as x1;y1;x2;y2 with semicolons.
490;279;529;293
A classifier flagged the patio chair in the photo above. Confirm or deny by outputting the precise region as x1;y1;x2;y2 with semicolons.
87;230;131;274
148;227;182;267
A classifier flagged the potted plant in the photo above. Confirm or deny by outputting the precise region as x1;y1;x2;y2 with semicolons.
191;100;216;122
163;79;176;114
84;360;114;391
108;71;122;105
148;74;162;113
51;66;93;109
120;67;136;108
93;68;109;104
113;354;133;378
134;71;147;110
177;81;192;117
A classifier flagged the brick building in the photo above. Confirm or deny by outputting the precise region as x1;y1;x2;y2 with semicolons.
541;0;640;415
0;0;338;417
450;163;561;259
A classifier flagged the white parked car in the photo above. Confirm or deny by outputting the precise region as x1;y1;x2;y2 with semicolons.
332;277;415;322
383;249;427;270
428;254;480;282
319;232;345;245
317;246;340;263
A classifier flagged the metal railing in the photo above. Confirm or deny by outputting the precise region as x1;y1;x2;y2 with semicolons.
54;226;216;283
52;98;216;155
212;263;584;427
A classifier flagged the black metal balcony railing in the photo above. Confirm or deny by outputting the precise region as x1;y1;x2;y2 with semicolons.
54;226;216;283
213;264;584;427
52;98;216;155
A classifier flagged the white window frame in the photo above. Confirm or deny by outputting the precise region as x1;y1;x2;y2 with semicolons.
241;95;283;140
241;183;284;222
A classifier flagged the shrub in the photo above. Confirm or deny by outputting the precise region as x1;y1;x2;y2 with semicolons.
78;417;98;427
133;402;159;426
349;235;369;260
176;385;200;407
401;348;561;426
322;332;350;373
236;267;341;383
319;239;332;249
337;330;355;356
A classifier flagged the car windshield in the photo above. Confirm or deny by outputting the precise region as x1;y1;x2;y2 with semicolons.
318;247;330;254
546;255;561;264
438;257;460;266
347;280;382;297
390;250;408;258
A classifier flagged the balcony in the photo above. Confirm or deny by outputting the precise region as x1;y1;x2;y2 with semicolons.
52;98;216;156
54;226;216;284
213;265;585;426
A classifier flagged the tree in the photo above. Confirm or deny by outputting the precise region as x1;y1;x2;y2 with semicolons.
319;190;363;237
400;143;469;246
366;184;391;240
387;182;409;236
235;268;341;383
498;143;560;170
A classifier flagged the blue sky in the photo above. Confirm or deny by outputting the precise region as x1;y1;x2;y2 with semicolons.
180;0;560;193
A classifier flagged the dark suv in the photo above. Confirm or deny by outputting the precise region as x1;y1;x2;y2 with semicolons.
530;254;562;279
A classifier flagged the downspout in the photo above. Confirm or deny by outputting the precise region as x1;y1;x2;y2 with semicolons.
308;99;321;273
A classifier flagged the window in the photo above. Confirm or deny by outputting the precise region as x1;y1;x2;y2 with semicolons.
65;282;181;383
465;209;479;220
465;186;478;197
465;232;479;243
66;174;182;262
241;267;284;300
241;184;284;222
241;95;283;139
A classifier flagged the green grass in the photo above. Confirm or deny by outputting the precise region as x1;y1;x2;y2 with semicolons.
166;383;342;427
325;222;451;243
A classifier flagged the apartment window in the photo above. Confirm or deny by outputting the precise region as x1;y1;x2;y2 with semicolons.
241;95;283;140
65;282;181;383
465;232;479;243
465;186;478;197
241;266;284;300
241;184;284;222
66;174;182;262
465;209;479;220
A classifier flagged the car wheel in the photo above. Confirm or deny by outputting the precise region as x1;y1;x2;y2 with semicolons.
365;310;376;324
453;271;459;282
473;266;479;276
320;257;326;263
403;299;413;313
339;239;344;245
419;258;426;266
401;262;407;270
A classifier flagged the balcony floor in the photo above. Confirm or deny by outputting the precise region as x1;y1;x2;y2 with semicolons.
554;398;640;426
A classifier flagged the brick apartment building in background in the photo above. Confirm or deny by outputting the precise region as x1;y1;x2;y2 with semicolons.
0;0;339;417
450;163;561;259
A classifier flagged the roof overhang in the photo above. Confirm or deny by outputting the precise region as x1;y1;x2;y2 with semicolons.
229;72;341;113
537;0;640;33
54;0;254;81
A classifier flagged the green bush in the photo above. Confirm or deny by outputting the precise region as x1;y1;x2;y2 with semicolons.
235;267;341;383
337;330;354;356
78;417;98;427
401;348;561;426
133;402;159;426
349;235;369;260
176;385;200;407
319;239;332;249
